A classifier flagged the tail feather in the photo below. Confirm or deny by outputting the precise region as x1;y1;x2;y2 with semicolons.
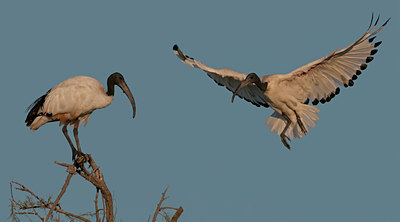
265;104;320;140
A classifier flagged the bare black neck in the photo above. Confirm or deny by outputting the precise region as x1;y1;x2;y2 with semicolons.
106;73;122;96
255;79;268;91
106;80;115;96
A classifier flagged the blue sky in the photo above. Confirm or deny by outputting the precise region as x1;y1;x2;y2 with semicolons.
1;0;399;221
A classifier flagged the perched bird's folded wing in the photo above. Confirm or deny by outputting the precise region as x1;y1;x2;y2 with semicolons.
173;45;269;108
280;15;389;105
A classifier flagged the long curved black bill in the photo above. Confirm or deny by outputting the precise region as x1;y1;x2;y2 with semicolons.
231;81;250;103
118;81;136;118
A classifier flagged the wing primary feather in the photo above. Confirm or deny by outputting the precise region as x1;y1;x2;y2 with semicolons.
374;14;380;27
368;12;374;29
382;18;391;27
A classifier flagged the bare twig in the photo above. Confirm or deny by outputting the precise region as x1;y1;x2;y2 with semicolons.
52;208;91;222
11;181;47;206
45;172;73;222
95;189;100;222
10;180;91;222
16;210;44;221
152;186;169;222
171;206;184;222
160;206;180;211
102;195;106;222
151;186;184;222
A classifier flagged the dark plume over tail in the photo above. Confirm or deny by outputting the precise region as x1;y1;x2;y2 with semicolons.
25;90;50;126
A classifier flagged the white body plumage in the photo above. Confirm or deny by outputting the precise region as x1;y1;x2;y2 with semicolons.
25;72;136;159
29;76;114;130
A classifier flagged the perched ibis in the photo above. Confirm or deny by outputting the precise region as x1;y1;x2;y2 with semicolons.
173;15;389;149
25;72;136;159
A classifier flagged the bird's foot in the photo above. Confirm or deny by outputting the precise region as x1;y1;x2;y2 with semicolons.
280;134;291;150
297;121;308;135
73;152;89;167
72;149;86;161
295;115;308;135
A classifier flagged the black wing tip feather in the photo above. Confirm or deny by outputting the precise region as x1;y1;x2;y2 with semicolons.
370;49;378;55
368;13;390;29
337;15;387;102
293;15;388;108
367;16;389;47
310;87;340;106
374;14;380;26
368;36;376;43
382;17;391;27
374;41;382;47
360;63;368;70
368;12;374;29
366;57;374;63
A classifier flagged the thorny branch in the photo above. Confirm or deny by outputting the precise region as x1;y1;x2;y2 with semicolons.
9;181;91;222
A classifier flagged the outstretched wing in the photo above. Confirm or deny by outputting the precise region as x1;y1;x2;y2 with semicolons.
173;45;269;108
280;15;389;105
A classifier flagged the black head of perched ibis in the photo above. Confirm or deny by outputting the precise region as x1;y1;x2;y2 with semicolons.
25;72;136;160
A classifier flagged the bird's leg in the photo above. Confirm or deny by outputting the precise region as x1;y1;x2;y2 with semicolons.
280;113;292;150
73;123;84;158
294;110;308;135
62;125;79;160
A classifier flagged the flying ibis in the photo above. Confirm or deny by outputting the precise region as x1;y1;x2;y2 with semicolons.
173;15;389;149
25;72;136;160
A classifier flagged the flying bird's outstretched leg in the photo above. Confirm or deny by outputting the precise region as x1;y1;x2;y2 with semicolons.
62;124;79;160
280;113;292;150
294;110;308;135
